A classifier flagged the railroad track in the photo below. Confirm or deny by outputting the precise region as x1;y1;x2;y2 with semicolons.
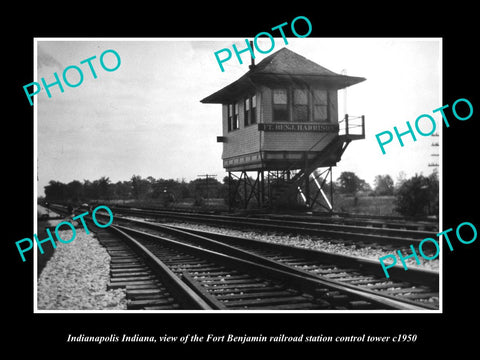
252;212;438;232
173;225;439;309
109;204;438;230
47;204;439;310
109;216;439;310
108;206;435;248
110;223;431;310
95;226;212;310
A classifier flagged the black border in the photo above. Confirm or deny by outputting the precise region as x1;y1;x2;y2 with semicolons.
6;5;479;354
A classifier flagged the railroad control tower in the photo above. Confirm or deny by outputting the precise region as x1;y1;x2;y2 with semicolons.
201;47;366;211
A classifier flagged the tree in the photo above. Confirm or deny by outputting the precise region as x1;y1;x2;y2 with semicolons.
394;173;439;217
426;170;439;215
178;179;191;199
189;177;222;200
131;175;150;200
149;177;164;199
44;180;67;202
94;176;111;200
395;171;408;192
113;180;132;200
66;180;83;202
83;179;98;199
373;174;394;196
336;171;369;194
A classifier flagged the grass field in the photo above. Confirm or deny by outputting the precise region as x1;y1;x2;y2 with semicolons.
332;195;398;216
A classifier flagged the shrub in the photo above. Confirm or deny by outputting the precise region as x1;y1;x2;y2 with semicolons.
394;173;438;217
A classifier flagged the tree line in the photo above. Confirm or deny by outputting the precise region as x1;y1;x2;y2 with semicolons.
335;171;439;216
43;175;225;206
41;171;438;217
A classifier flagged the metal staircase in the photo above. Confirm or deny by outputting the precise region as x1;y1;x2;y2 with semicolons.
269;115;365;211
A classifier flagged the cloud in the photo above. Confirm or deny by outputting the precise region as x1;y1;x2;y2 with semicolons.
38;47;63;71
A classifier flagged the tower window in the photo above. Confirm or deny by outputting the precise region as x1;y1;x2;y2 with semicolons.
293;88;309;122
244;98;250;126
251;95;257;124
227;104;233;131
244;95;257;126
313;89;328;122
273;89;288;122
233;103;239;130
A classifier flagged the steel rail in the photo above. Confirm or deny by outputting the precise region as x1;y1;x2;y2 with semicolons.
111;217;438;310
48;204;439;310
114;223;429;310
106;225;213;310
164;223;440;289
109;206;431;246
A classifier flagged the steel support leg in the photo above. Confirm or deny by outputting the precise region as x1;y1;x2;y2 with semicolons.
304;152;310;208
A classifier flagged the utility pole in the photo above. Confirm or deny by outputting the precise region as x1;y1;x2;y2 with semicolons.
197;174;217;204
429;132;439;168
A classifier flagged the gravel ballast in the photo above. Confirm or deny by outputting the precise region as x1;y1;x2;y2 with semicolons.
164;221;440;272
37;228;127;310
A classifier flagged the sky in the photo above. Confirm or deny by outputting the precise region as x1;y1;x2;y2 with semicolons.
35;38;441;197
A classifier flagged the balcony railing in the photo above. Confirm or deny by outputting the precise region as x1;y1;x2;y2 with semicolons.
338;114;365;140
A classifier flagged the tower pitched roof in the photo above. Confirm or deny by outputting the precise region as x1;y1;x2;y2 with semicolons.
251;47;339;76
201;47;365;104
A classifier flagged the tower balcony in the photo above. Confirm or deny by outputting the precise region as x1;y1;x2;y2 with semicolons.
339;114;365;141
